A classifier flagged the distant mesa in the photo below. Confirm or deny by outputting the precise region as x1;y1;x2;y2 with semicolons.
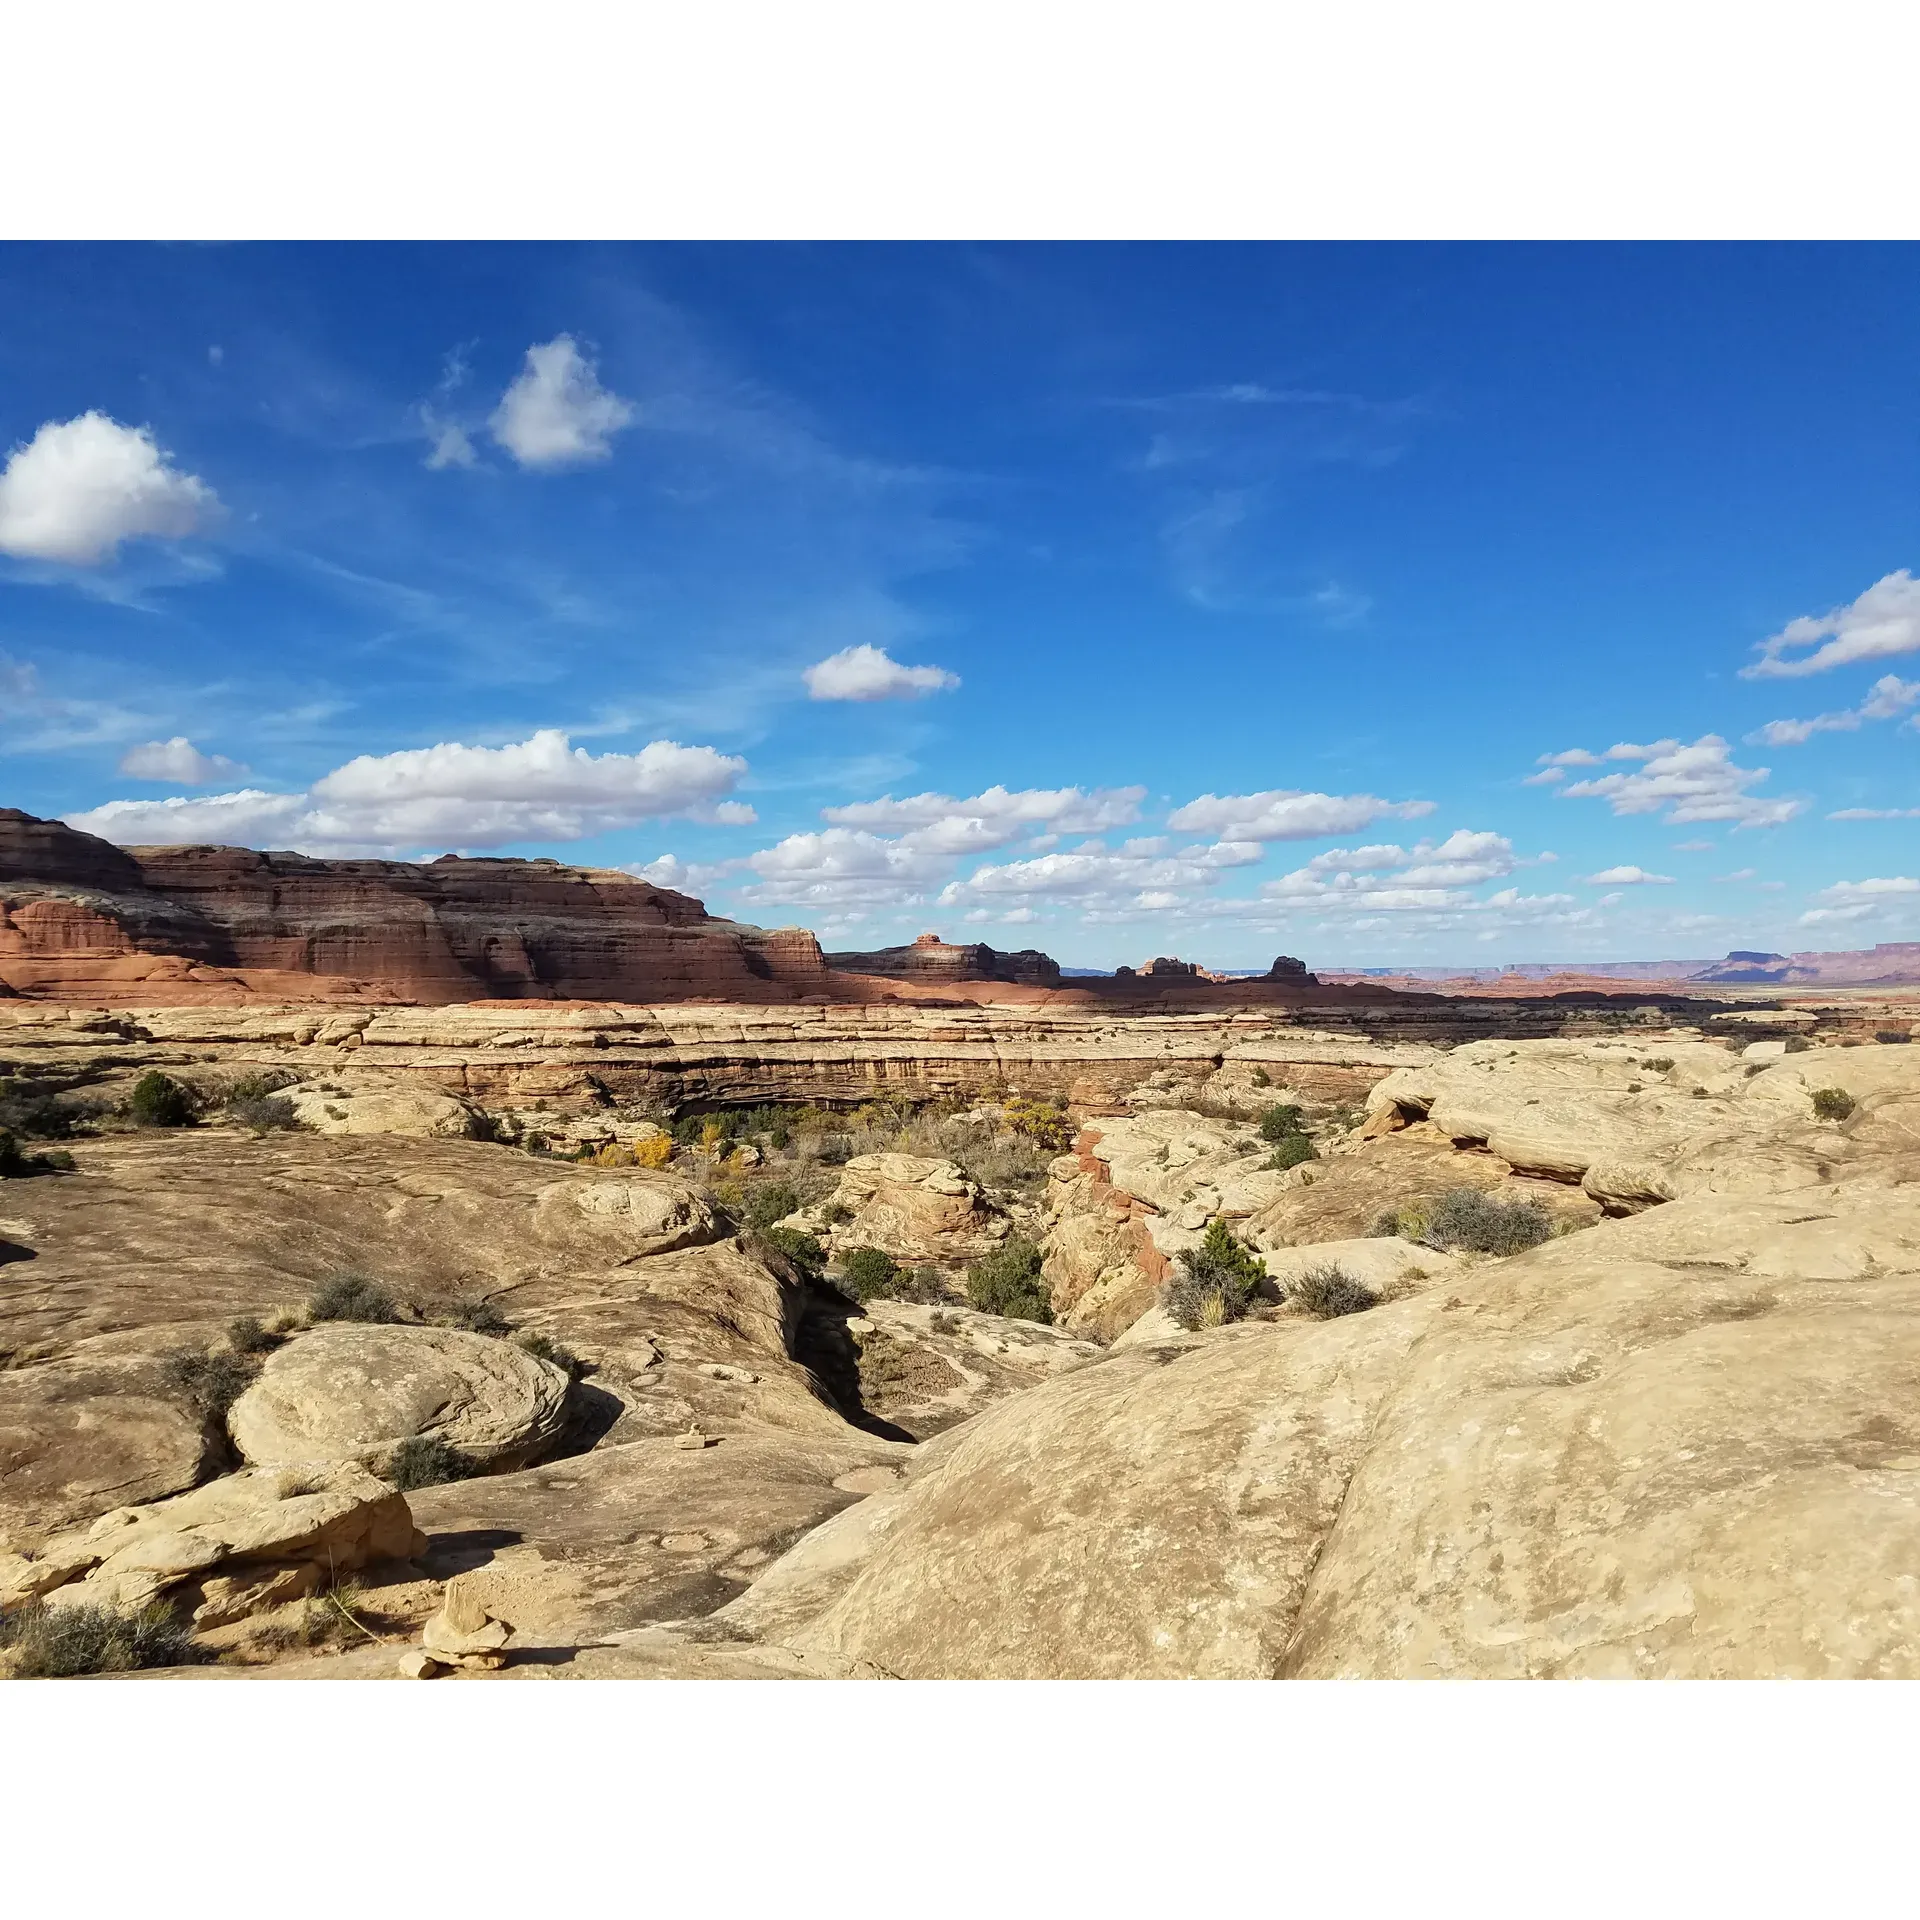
824;931;1060;987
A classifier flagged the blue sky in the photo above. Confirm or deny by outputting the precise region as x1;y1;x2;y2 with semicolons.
3;241;1917;969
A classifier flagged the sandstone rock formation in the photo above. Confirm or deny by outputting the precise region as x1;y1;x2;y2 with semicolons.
2;1463;422;1619
791;1152;1012;1268
1;808;836;1006
228;1325;573;1473
825;931;1060;987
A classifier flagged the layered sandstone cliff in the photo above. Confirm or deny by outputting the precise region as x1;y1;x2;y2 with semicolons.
0;809;837;1006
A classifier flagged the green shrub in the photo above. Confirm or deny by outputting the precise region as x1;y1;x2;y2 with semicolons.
437;1297;512;1336
385;1435;480;1491
0;1128;75;1177
965;1238;1053;1322
817;1134;855;1166
159;1345;261;1420
0;1598;202;1676
1250;1067;1271;1088
511;1329;580;1376
226;1315;281;1356
1384;1187;1554;1255
1287;1262;1379;1319
1163;1217;1266;1330
229;1094;303;1132
1004;1099;1073;1153
128;1071;194;1129
836;1246;903;1302
821;1200;854;1226
759;1225;826;1280
743;1181;800;1230
1256;1103;1307;1144
1264;1134;1318;1172
900;1264;949;1305
308;1272;400;1324
1812;1086;1856;1122
0;1082;76;1138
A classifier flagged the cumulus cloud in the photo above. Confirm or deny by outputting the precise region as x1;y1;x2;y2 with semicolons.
803;644;960;702
67;729;748;855
1799;904;1877;925
1744;571;1920;679
1582;865;1675;885
490;336;635;470
735;827;951;909
0;412;219;565
1813;876;1920;904
1256;832;1540;916
1549;735;1803;828
1829;806;1920;820
117;737;250;784
936;837;1260;916
823;784;1145;852
1748;673;1920;746
1165;788;1435;842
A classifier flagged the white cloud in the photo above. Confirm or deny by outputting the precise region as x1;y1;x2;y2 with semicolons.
619;853;738;893
1165;788;1435;842
421;412;476;471
117;737;250;784
1749;673;1920;745
1744;571;1920;679
1813;876;1920;904
1829;806;1920;820
66;789;306;847
1799;904;1878;925
824;784;1143;848
489;336;635;470
1582;865;1675;885
1536;748;1602;767
68;729;747;855
803;644;960;702
0;412;219;565
735;827;951;909
1713;868;1757;882
1521;767;1566;785
1553;735;1803;828
1257;832;1537;917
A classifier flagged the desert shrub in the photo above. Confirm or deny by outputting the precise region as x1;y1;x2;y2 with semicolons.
1250;1067;1271;1088
385;1435;479;1491
436;1297;512;1336
0;1081;76;1138
128;1070;194;1129
836;1246;903;1302
743;1180;800;1230
227;1071;295;1104
898;1264;948;1305
1644;1057;1675;1073
0;1128;75;1176
1812;1086;1857;1122
1784;1036;1811;1054
511;1328;580;1375
1264;1133;1318;1172
1003;1099;1073;1153
308;1272;400;1324
1257;1103;1307;1144
0;1598;203;1677
632;1132;674;1169
821;1199;854;1226
1424;1188;1554;1255
1163;1217;1266;1330
816;1133;855;1166
226;1315;281;1356
1875;1030;1912;1045
229;1094;303;1132
951;1131;1053;1195
1287;1261;1380;1319
965;1237;1053;1323
758;1225;826;1279
159;1345;261;1419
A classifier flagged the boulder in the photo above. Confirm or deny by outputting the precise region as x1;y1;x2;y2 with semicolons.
797;1153;1011;1266
4;1462;421;1617
227;1324;572;1473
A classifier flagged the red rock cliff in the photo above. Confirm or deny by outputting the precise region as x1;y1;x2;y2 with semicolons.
0;809;837;1006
